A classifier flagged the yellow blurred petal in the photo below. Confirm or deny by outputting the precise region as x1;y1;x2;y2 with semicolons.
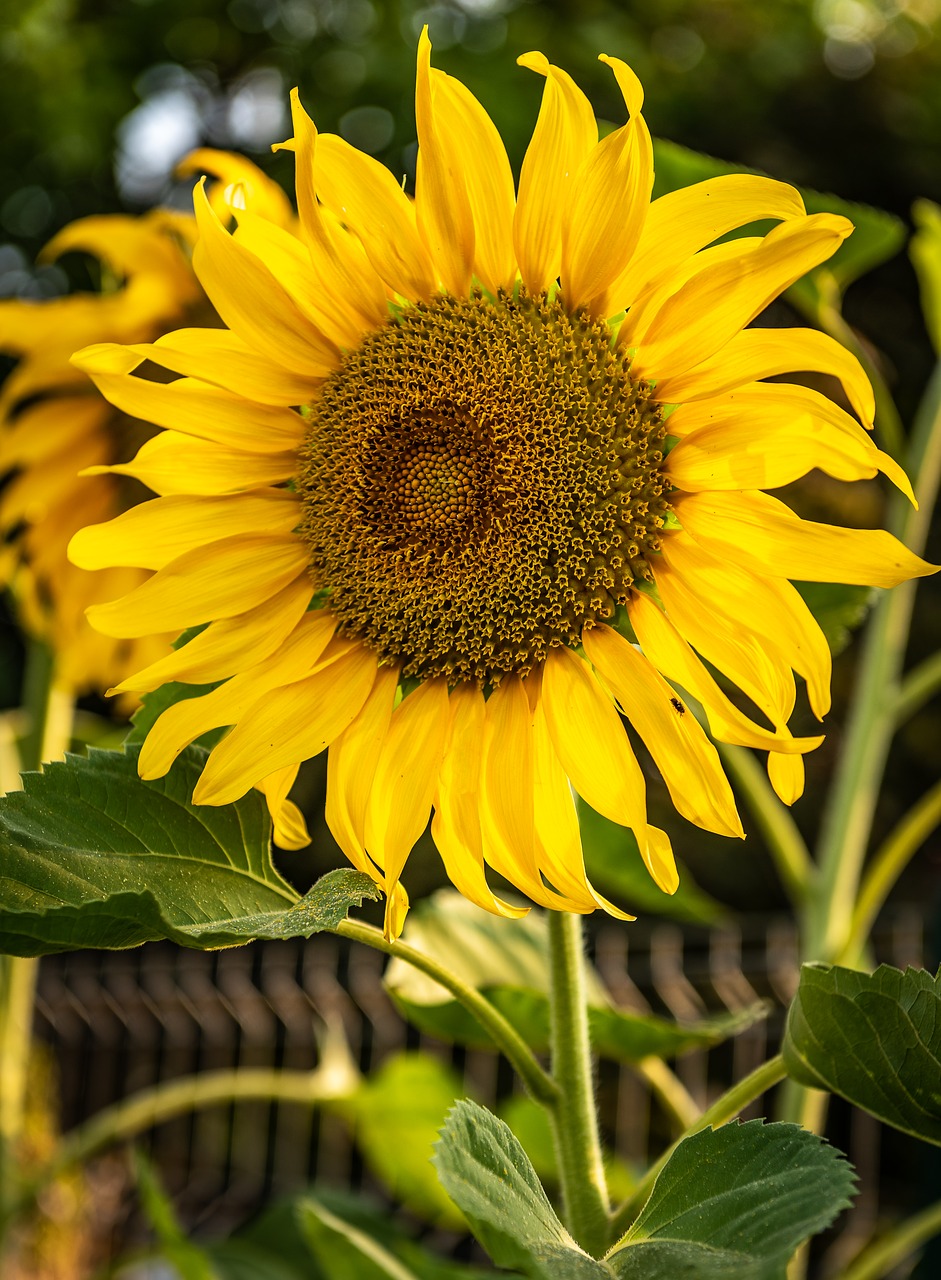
541;647;647;838
429;68;517;294
83;431;297;496
364;678;450;923
768;751;804;805
632;214;853;380
86;535;308;637
110;575;312;693
326;664;400;877
138;610;338;777
513;52;597;295
583;624;743;838
627;591;823;756
72;345;305;453
0;397;105;467
431;683;529;919
192;177;334;374
563;56;652;316
654;326;874;426
314;134;436;302
178;147;296;228
612;174;805;312
415;28;475;297
258;765;311;850
69;490;299;571
195;642;379;806
675;490;937;588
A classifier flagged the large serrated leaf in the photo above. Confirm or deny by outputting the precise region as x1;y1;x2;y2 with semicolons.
608;1121;856;1279
0;745;377;954
783;963;941;1146
433;1099;613;1279
386;893;765;1060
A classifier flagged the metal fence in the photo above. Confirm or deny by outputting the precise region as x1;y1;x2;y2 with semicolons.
32;906;931;1273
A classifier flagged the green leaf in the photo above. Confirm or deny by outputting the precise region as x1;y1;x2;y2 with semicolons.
134;1149;219;1280
609;1121;856;1279
911;198;941;355
339;1052;468;1229
579;804;726;925
0;745;378;955
433;1099;612;1279
783;962;941;1146
387;893;765;1060
295;1196;423;1280
651;138;905;307
795;583;874;657
126;677;224;747
499;1096;638;1203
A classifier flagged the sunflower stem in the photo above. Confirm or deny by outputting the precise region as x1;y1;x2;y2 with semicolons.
840;1197;941;1280
893;648;941;726
805;358;941;964
334;919;558;1107
544;910;610;1257
718;743;814;906
608;1054;787;1244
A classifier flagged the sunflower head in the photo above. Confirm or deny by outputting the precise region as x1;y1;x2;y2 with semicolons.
69;32;936;938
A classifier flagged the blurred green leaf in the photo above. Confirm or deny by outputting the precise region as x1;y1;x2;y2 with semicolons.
386;893;765;1060
783;963;941;1146
578;805;726;925
608;1121;856;1279
295;1196;423;1280
433;1100;610;1279
0;745;377;954
340;1052;467;1229
651;138;905;312
795;582;874;656
134;1149;219;1280
911;199;941;356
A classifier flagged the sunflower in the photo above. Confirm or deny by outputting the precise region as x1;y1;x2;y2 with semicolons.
69;35;934;939
0;153;292;698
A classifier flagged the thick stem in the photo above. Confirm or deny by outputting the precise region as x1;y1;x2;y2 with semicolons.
806;360;941;964
545;910;610;1257
335;919;557;1107
608;1054;787;1243
841;1198;941;1280
719;744;815;906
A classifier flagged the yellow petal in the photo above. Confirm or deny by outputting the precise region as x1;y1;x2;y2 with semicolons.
513;52;597;295
562;55;652;316
631;214;853;380
178;147;296;227
326;664;400;878
194;641;378;806
675;490;937;589
71;345;305;453
431;683;529;919
191;177;334;374
69;490;299;571
415;28;475;297
83;431;297;497
428;67;517;294
627;591;823;756
768;751;804;805
86;535;308;637
654;326;874;426
0;397;105;467
314;134;436;301
645;827;680;895
540;647;647;838
611;174;805;312
363;678;451;932
258;765;311;849
583;624;743;838
659;532;832;720
110;575;312;693
138;610;338;778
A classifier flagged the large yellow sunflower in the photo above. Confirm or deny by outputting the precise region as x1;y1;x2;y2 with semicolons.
69;35;934;938
0;152;292;697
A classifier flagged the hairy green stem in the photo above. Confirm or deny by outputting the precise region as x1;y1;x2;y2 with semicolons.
806;359;941;964
719;744;815;905
608;1054;787;1243
841;1198;941;1280
546;910;610;1257
334;919;558;1107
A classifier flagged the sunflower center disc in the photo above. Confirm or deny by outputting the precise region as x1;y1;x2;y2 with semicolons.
297;290;670;685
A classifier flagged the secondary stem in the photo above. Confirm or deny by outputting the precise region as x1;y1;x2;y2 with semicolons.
545;910;610;1258
841;1198;941;1280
